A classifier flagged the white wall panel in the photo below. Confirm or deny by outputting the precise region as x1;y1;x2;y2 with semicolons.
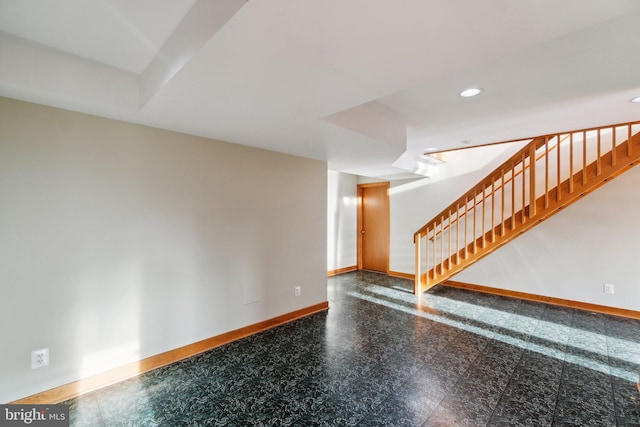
0;97;327;403
327;171;357;271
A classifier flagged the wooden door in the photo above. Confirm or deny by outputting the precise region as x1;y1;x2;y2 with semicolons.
358;183;390;273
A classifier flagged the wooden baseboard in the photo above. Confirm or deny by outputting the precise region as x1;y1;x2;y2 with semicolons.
327;265;357;276
327;268;414;281
443;280;640;320
388;271;414;280
11;301;329;405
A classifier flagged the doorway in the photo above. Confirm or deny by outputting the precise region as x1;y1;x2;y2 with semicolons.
357;182;390;273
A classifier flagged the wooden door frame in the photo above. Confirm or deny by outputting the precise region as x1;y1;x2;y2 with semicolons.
357;182;390;272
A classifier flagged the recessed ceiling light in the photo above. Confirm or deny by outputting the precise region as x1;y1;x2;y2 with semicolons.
460;88;482;98
632;96;640;103
424;147;438;152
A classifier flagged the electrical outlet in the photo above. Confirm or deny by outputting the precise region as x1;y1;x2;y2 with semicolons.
603;283;615;294
294;286;301;297
31;348;49;369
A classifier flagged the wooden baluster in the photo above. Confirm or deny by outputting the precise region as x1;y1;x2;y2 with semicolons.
481;186;486;248
434;223;438;275
511;163;515;230
582;130;587;185
473;191;477;253
500;171;505;237
596;129;601;176
431;226;436;276
521;153;526;223
431;229;435;279
415;232;421;294
544;137;549;209
425;227;430;286
440;215;444;274
612;126;617;166
569;133;574;193
491;176;496;242
529;144;536;218
464;197;468;259
422;230;426;288
448;209;452;266
455;204;459;265
430;226;434;285
557;135;562;201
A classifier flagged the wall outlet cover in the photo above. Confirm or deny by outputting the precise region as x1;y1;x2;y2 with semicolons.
31;348;49;369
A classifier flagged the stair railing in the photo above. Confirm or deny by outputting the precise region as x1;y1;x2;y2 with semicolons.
414;121;640;294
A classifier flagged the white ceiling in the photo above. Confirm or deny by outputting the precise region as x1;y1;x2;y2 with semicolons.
1;0;640;179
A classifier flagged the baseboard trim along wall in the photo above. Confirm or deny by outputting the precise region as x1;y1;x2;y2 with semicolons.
388;271;414;280
327;269;414;280
11;301;329;405
443;280;640;320
327;266;357;276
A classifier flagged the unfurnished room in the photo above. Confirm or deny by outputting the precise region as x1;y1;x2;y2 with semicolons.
1;1;640;426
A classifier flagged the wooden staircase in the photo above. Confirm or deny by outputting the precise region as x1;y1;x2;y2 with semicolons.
414;121;640;294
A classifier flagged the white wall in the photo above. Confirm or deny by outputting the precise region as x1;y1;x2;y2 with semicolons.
0;97;327;403
327;171;357;271
453;164;640;312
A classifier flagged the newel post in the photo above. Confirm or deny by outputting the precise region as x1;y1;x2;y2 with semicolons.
414;232;421;295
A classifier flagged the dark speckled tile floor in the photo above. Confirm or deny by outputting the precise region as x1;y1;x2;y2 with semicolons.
66;271;640;426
